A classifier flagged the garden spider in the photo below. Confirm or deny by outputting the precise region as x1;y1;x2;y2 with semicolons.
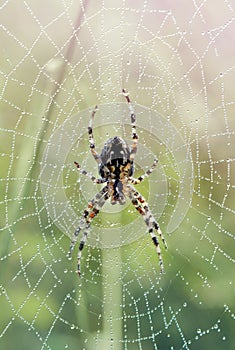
68;89;167;276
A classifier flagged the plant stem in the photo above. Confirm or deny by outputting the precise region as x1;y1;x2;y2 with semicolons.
101;245;123;349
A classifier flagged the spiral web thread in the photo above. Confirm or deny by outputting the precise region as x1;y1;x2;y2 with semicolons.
0;1;235;349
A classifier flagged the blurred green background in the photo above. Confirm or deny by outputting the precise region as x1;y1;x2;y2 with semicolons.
0;1;235;349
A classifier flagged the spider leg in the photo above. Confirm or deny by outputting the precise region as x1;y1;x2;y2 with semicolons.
122;89;138;163
126;185;167;273
74;161;106;184
128;158;158;185
88;105;102;165
68;185;110;276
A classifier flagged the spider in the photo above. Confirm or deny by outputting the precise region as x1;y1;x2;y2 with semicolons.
68;89;167;276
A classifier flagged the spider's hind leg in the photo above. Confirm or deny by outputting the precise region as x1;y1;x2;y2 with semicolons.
88;105;102;165
122;89;138;163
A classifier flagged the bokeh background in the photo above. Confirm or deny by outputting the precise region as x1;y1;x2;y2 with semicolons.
0;1;235;349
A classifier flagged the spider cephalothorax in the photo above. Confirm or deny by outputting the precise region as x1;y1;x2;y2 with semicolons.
68;89;167;276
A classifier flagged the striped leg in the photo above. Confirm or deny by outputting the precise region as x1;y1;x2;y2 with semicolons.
122;89;138;162
127;185;167;273
130;187;167;249
68;186;110;275
74;161;106;184
76;206;99;276
129;158;158;185
88;105;102;165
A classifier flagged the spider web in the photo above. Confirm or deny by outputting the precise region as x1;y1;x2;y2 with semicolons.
0;1;235;349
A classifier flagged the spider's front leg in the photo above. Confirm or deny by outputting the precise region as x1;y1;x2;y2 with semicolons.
126;185;167;273
68;185;110;276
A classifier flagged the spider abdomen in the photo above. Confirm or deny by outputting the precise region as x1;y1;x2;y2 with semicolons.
99;136;134;179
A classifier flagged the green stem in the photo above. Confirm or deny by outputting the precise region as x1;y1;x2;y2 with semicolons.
101;246;123;349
